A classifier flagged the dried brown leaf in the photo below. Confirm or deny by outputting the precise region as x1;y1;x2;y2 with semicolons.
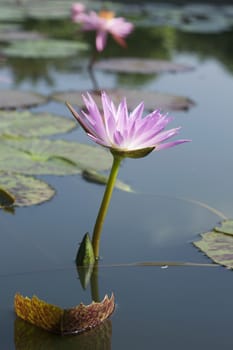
14;293;115;335
62;294;115;335
14;293;62;333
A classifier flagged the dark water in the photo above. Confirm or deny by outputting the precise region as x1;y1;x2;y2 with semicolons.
1;3;233;349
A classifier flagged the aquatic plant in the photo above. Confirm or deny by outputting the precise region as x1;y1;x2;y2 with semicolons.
67;91;190;258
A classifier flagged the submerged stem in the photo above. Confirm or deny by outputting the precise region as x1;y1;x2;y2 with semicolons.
92;154;122;258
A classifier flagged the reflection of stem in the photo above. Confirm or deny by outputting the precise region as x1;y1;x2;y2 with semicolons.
92;154;123;259
88;65;99;90
90;262;100;302
88;50;99;90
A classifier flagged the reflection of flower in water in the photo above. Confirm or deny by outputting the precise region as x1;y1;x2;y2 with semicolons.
72;7;134;51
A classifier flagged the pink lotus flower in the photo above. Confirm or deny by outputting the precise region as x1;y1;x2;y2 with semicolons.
72;9;134;52
66;91;190;158
71;3;86;22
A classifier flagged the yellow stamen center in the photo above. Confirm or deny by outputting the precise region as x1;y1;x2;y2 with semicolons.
98;10;115;20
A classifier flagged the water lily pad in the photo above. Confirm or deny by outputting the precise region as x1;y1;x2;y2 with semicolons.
52;88;194;111
179;4;231;33
2;39;89;58
214;220;233;236
0;90;46;110
0;187;15;207
25;0;113;20
0;110;76;137
194;231;233;269
0;139;112;175
0;30;44;43
0;5;25;22
82;169;134;193
0;172;55;207
193;219;233;269
94;58;193;74
15;292;115;335
25;0;75;20
179;17;230;34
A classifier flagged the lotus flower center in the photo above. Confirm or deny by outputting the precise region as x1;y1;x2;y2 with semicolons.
98;10;115;20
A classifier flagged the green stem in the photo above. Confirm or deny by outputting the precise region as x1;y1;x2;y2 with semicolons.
90;262;100;302
92;154;122;258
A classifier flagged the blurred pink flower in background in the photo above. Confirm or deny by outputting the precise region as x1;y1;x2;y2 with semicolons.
72;6;134;52
71;3;86;22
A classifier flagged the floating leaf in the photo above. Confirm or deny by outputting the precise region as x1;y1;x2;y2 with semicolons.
25;0;114;20
0;5;25;22
0;30;44;43
0;172;55;207
15;293;115;335
180;5;231;33
0;110;76;137
82;169;134;193
194;231;233;269
179;17;230;34
193;219;233;269
15;317;112;350
214;220;233;236
0;139;112;175
2;39;89;58
0;187;15;207
26;0;75;20
14;293;62;334
0;90;46;110
62;295;114;335
52;88;194;111
132;4;232;33
94;58;193;74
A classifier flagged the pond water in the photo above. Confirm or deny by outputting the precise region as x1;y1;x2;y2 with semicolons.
1;1;233;349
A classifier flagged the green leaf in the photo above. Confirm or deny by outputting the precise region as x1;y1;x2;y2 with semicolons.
82;169;134;193
0;30;44;43
2;39;89;58
214;220;233;236
0;172;55;207
0;139;112;175
0;90;46;110
193;219;233;269
26;0;75;20
52;88;195;112
0;5;25;22
0;110;76;137
0;187;15;207
179;6;230;34
95;58;193;74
